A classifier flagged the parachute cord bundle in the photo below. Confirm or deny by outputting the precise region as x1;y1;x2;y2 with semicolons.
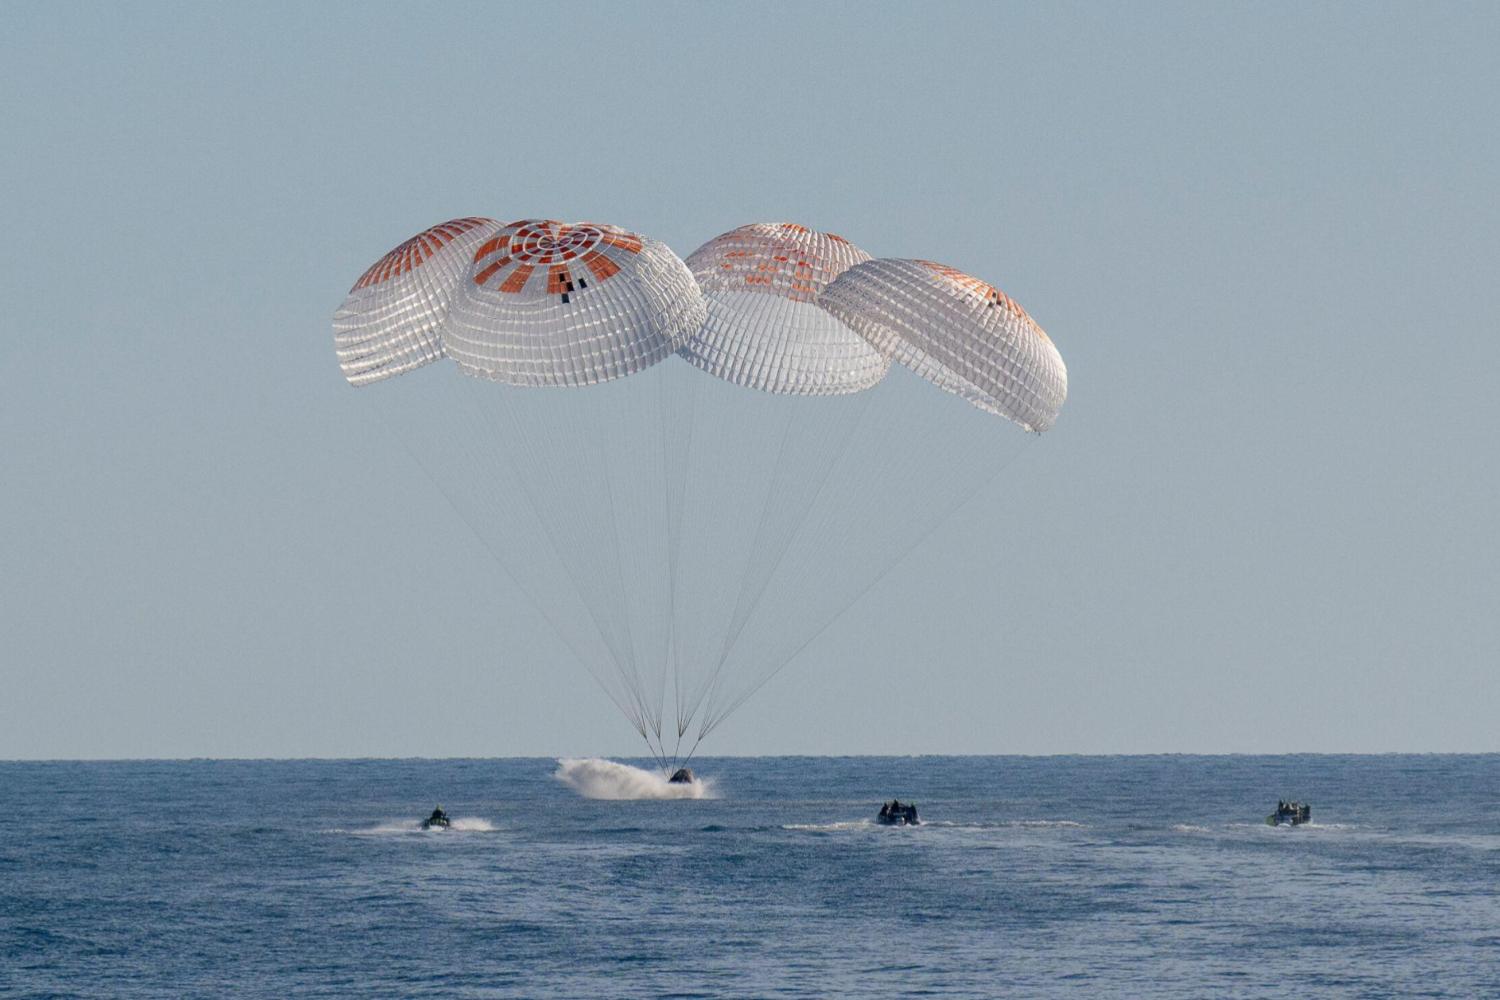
677;390;876;749
687;372;1035;745
695;406;1036;743
334;217;1067;770
363;387;647;738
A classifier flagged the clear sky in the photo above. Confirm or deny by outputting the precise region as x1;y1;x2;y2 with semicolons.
3;2;1497;759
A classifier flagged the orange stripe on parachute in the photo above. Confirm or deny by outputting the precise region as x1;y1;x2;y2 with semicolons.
352;217;493;291
584;252;620;282
472;235;510;261
472;256;510;286
601;232;643;254
500;264;534;293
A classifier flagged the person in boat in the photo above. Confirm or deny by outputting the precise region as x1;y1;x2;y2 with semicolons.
878;799;918;824
425;805;449;828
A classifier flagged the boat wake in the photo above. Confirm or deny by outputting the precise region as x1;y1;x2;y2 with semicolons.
783;818;1083;833
782;820;875;832
553;757;713;800
1225;820;1359;833
913;819;1084;830
338;817;498;835
447;817;498;832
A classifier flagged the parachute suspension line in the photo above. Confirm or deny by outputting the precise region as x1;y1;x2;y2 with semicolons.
473;383;645;732
661;366;698;764
638;718;670;774
689;391;876;739
690;419;972;740
629;368;688;757
697;432;1037;741
689;390;923;740
673;399;799;733
594;395;667;749
365;397;643;732
668;367;704;743
661;380;681;770
600;466;649;734
706;403;798;667
630;719;668;775
693;385;1020;739
594;402;663;745
677;736;704;774
649;370;676;757
425;386;651;734
651;370;683;762
671;702;717;773
516;393;654;744
465;379;653;742
595;392;658;746
700;389;877;705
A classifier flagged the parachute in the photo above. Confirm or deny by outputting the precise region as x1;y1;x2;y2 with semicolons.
332;218;1066;771
444;219;704;386
333;217;500;386
819;258;1066;430
680;222;887;394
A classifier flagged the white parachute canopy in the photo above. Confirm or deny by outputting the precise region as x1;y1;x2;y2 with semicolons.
333;219;1066;769
679;223;887;394
820;258;1067;431
444;219;705;386
332;217;501;386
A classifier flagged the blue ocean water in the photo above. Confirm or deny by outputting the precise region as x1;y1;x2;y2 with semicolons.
2;755;1497;998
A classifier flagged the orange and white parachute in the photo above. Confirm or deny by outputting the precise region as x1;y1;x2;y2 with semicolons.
444;219;704;387
679;223;886;395
332;217;501;386
330;216;1068;770
818;258;1067;431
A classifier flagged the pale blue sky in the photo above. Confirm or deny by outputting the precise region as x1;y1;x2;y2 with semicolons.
2;2;1497;759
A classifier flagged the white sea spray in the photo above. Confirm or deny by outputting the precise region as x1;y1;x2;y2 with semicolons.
553;757;713;800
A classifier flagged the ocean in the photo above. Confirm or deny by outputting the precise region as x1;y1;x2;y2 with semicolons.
2;755;1497;997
